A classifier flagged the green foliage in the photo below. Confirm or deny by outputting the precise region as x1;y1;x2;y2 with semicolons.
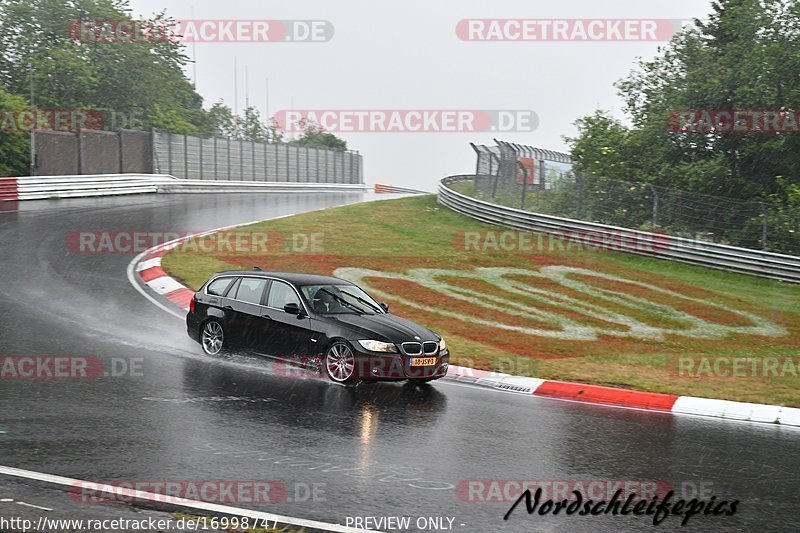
565;0;800;252
289;117;347;150
205;102;284;142
0;85;29;176
0;0;210;134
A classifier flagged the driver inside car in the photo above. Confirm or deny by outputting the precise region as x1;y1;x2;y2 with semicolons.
313;286;345;313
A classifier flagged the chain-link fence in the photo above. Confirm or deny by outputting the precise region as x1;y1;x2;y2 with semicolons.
153;130;362;184
463;140;800;255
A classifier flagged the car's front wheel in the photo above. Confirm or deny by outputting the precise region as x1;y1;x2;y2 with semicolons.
201;320;226;355
324;342;357;384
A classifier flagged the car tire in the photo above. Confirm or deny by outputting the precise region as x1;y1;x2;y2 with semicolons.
324;341;358;384
201;319;227;355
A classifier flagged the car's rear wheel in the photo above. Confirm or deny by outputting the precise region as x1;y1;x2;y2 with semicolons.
324;342;357;384
201;320;226;355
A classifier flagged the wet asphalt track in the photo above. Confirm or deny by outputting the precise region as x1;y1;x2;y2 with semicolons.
0;192;799;533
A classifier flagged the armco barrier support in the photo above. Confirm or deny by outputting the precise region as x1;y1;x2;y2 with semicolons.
438;175;800;283
0;174;368;202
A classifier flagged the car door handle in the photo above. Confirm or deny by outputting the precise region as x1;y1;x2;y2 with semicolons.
224;305;233;310
261;314;271;319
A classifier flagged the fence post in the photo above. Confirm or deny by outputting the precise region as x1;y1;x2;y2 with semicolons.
761;202;769;250
199;136;203;180
183;134;188;178
226;138;231;180
519;161;528;209
576;172;584;218
167;132;172;176
117;130;124;174
649;183;659;228
76;129;83;175
252;141;256;181
150;127;157;173
213;137;218;180
285;143;290;181
239;139;244;180
261;141;269;181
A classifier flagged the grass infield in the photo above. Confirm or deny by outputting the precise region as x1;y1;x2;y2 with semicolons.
162;196;800;406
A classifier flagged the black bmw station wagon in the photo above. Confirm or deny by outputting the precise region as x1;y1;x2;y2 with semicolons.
186;270;449;384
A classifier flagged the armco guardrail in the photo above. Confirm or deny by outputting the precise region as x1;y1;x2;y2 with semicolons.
0;174;368;202
374;184;431;194
439;175;800;283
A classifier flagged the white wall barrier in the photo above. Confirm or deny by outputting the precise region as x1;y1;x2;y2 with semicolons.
0;174;368;202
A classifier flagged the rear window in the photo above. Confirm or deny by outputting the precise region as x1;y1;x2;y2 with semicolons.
206;277;234;296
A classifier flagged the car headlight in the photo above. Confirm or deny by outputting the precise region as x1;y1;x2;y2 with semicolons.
357;340;398;353
438;337;446;351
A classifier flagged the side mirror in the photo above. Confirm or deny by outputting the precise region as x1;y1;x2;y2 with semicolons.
284;302;306;317
380;302;389;312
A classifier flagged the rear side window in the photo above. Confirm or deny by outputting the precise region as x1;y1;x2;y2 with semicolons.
267;280;301;309
206;277;234;296
234;278;269;305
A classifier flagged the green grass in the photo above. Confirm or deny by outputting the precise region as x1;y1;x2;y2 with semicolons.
163;196;800;406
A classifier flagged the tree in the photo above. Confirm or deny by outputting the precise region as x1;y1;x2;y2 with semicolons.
289;117;347;150
569;0;800;204
0;0;212;135
0;85;29;176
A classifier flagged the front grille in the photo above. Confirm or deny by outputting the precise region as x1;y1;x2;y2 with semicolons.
402;342;422;355
423;341;438;354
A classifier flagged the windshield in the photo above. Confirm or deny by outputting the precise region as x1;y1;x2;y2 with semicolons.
299;284;384;315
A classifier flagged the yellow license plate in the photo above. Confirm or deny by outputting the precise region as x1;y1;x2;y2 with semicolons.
411;357;437;367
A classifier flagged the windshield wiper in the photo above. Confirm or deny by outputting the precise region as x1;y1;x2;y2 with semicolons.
316;288;370;314
339;290;383;314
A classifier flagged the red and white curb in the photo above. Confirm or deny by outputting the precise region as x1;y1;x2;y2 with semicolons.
127;221;800;429
444;365;800;427
127;218;273;320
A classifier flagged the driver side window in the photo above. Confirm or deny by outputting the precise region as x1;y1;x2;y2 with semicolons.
267;280;300;309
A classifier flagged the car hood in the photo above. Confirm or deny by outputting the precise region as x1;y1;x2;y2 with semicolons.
327;313;438;343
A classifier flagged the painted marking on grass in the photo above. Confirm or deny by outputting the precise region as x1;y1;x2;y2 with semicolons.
0;465;383;533
334;266;786;341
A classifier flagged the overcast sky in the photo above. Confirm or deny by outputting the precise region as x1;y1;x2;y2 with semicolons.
129;0;712;190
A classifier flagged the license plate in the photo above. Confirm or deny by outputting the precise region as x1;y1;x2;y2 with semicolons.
411;357;437;367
